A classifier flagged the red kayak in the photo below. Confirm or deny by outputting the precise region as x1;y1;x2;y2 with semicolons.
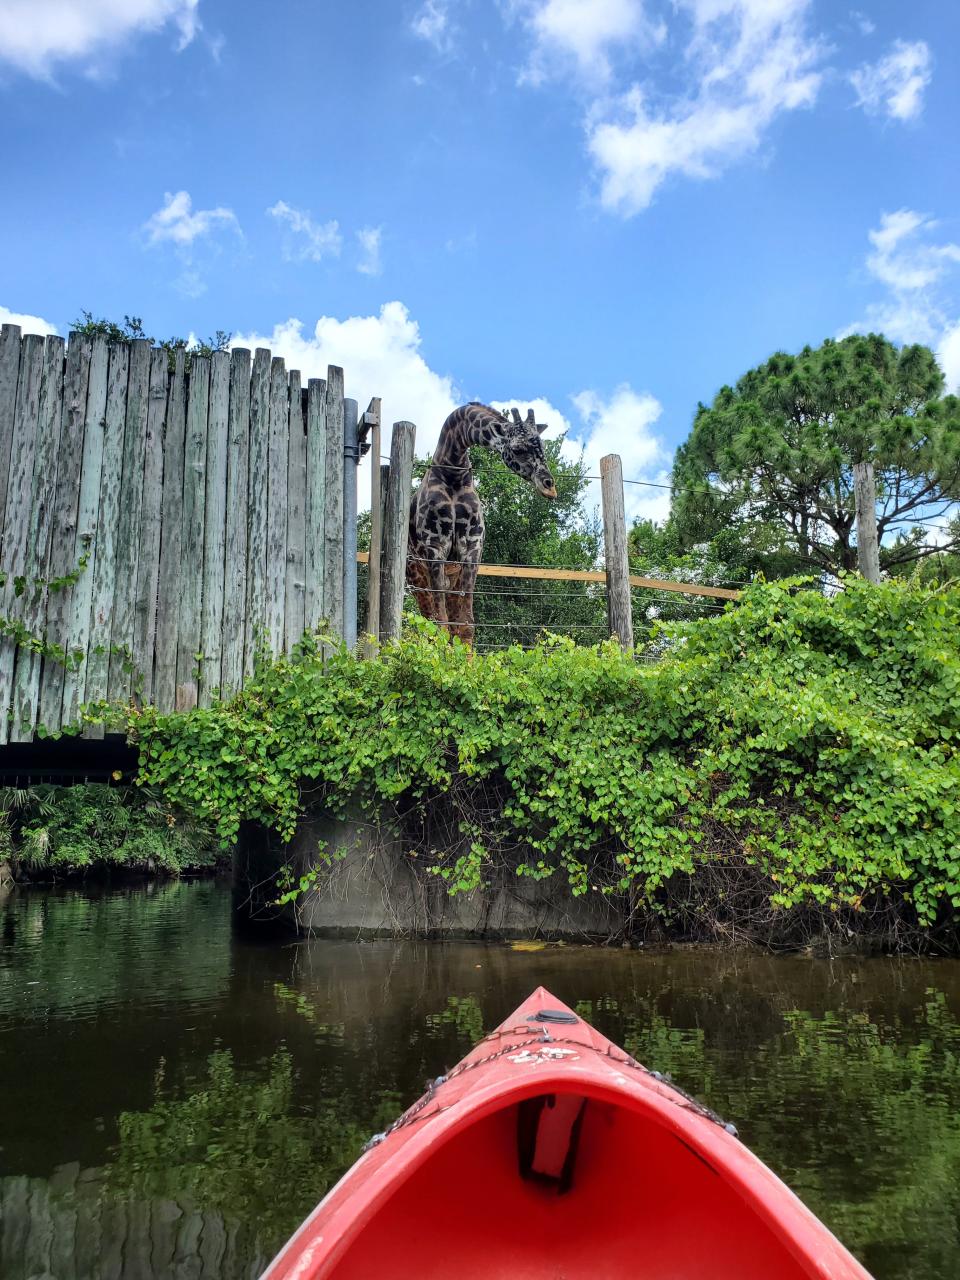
263;986;871;1279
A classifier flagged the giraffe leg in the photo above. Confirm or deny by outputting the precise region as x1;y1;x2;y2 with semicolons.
408;554;449;630
407;558;434;622
446;558;478;647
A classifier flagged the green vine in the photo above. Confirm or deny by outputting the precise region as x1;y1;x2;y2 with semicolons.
130;578;960;945
0;544;91;670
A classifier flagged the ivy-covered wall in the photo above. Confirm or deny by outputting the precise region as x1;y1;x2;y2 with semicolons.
131;578;960;948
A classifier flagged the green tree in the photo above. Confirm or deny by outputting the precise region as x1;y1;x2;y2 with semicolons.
670;334;960;579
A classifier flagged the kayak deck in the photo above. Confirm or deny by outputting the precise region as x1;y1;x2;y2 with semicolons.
330;1088;812;1279
265;988;871;1280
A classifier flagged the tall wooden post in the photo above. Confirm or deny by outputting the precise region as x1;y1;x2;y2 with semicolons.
342;397;359;650
853;461;880;584
600;453;634;649
322;366;345;640
365;400;383;645
380;422;415;643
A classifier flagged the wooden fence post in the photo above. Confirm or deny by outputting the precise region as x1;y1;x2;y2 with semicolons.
283;371;307;656
600;453;634;649
304;375;327;635
853;460;881;584
364;401;383;648
342;397;359;650
322;367;345;640
379;422;415;643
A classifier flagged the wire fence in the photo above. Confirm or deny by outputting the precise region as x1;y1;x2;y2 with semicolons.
357;555;734;657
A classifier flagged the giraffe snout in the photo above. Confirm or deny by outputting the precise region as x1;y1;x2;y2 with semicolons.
537;476;558;499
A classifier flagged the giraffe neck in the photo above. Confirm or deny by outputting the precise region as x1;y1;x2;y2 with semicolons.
432;404;507;473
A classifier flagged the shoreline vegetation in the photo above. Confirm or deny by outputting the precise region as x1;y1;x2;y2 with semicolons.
128;576;960;953
6;577;960;954
0;783;224;884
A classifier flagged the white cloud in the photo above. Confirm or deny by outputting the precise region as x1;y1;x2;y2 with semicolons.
568;384;670;521
356;226;383;277
938;323;960;396
0;0;199;78
843;210;960;382
850;39;931;122
267;201;342;263
229;304;671;526
513;0;664;87
411;0;453;53
494;384;671;522
143;190;238;247
850;10;875;36
230;303;459;507
0;305;58;337
866;210;960;293
586;0;823;214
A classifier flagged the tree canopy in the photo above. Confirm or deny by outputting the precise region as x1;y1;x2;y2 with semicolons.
669;334;960;579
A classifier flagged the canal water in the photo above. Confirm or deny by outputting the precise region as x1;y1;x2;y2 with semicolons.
1;880;959;1279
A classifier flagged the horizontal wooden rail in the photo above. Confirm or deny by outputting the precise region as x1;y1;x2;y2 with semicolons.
356;552;740;601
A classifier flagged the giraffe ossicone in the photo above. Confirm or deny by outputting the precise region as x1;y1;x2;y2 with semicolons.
406;402;557;646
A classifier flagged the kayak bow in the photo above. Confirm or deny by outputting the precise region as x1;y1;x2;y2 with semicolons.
263;986;871;1279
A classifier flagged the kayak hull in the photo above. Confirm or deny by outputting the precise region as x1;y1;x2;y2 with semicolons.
263;986;872;1280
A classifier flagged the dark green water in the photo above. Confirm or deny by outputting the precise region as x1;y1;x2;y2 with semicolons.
2;882;960;1279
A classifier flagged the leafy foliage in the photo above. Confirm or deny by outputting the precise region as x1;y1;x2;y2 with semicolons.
132;578;960;945
670;333;960;578
71;310;231;372
0;783;223;876
110;1048;371;1243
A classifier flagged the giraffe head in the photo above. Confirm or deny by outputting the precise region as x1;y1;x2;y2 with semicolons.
497;407;558;499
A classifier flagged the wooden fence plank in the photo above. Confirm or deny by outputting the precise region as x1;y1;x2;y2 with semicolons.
11;336;65;741
175;355;210;710
266;355;288;655
221;347;250;697
244;348;271;675
284;370;306;653
342;398;359;649
108;338;151;704
131;348;168;706
153;348;187;712
379;421;416;642
0;335;44;743
39;336;91;730
322;366;345;639
304;377;326;633
82;343;130;737
357;552;742;600
600;453;634;648
61;335;109;726
0;325;21;545
364;398;382;649
199;349;229;706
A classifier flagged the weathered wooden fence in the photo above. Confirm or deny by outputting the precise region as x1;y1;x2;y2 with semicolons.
0;325;378;742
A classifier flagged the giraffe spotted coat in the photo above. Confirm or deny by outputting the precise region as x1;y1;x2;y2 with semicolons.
407;402;557;645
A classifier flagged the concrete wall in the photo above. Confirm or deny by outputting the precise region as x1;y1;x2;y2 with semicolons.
235;806;625;941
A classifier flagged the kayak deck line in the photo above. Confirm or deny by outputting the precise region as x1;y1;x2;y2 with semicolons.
263;986;874;1280
364;1024;738;1154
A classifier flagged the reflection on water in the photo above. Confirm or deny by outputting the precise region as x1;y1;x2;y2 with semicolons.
2;883;960;1279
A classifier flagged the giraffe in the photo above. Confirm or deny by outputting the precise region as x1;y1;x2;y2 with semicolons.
407;402;557;646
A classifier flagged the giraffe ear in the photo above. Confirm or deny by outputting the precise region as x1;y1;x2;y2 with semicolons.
536;421;548;435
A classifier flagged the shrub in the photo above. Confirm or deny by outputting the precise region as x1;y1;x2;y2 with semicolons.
130;578;960;945
1;783;223;877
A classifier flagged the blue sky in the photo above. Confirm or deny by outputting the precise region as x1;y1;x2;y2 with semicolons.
1;0;958;519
